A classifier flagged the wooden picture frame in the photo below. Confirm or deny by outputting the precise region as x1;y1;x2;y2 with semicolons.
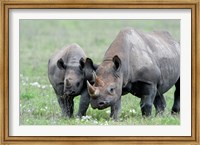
0;0;199;144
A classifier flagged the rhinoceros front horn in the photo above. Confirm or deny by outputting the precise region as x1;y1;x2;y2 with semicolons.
87;81;99;98
87;80;95;96
66;79;71;87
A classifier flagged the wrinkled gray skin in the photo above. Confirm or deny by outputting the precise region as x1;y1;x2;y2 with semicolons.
87;28;180;120
48;44;97;118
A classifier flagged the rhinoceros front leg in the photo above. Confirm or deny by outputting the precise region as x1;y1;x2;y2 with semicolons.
110;98;121;121
57;95;74;118
77;88;90;117
140;84;157;117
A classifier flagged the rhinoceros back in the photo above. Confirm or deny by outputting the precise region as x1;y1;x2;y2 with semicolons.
127;29;180;94
103;28;180;94
144;31;180;93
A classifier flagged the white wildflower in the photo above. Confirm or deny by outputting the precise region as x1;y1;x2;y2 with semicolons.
40;108;45;111
106;110;110;114
42;85;46;89
129;109;136;114
81;115;92;121
30;82;41;88
104;121;108;125
25;77;29;81
93;120;98;124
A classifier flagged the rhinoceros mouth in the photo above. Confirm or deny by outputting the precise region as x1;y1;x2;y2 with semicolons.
90;103;109;110
97;105;109;110
97;102;110;110
64;90;77;96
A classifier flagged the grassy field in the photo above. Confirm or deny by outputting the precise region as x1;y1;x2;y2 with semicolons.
19;20;180;125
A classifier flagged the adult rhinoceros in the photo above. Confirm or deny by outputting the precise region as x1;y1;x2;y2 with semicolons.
87;28;180;120
48;43;97;118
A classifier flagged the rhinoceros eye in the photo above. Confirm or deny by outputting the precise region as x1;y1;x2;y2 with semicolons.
76;82;80;87
110;88;114;93
59;82;64;86
108;86;115;94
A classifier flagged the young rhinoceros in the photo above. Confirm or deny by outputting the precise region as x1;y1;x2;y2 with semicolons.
87;28;180;120
48;43;97;118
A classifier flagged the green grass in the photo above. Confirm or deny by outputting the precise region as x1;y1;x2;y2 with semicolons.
19;20;180;125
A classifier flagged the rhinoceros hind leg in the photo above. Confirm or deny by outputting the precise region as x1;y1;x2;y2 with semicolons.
140;84;157;117
154;93;166;115
171;78;180;114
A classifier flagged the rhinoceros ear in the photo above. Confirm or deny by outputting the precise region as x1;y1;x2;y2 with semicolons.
85;58;97;70
57;58;67;70
113;55;121;71
79;57;85;70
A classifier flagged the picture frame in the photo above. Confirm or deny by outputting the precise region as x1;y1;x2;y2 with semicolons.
0;0;199;144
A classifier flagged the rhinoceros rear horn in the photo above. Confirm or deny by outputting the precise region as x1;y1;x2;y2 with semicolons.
92;72;104;87
96;76;104;87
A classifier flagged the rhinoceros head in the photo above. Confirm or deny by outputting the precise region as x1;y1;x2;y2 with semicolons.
87;55;123;110
57;57;97;97
57;57;86;97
